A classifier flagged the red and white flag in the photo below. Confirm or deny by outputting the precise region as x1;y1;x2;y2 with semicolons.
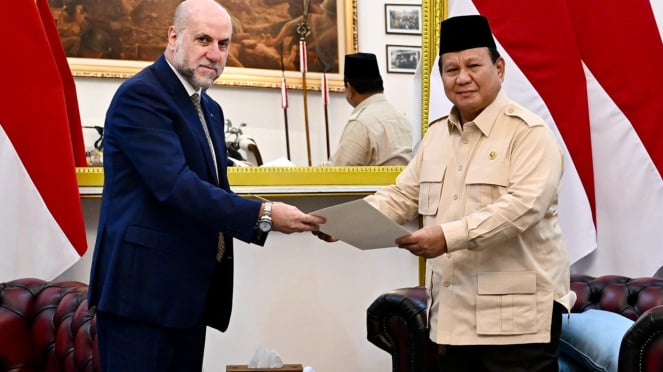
430;0;663;277
281;77;289;109
0;0;87;282
36;0;87;167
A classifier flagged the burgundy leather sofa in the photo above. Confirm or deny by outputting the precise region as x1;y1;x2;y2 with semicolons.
0;278;98;371
367;274;663;372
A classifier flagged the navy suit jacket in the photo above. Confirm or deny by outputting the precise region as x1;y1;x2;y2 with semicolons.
89;56;262;331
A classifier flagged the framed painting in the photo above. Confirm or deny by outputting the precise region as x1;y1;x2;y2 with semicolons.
384;4;422;35
51;0;357;91
386;44;420;74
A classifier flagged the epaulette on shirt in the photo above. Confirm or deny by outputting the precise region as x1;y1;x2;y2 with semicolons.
428;115;449;127
503;103;544;128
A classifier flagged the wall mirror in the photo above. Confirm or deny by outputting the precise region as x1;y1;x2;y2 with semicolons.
76;0;447;192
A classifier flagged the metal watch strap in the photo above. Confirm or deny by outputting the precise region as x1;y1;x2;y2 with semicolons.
262;202;272;220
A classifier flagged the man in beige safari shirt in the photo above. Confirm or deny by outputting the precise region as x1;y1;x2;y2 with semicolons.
320;53;412;166
321;16;576;371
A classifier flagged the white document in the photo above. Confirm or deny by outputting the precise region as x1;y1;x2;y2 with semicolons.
312;199;412;250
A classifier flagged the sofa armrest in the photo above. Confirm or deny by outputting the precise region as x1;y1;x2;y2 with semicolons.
0;278;48;370
0;278;98;372
366;287;439;372
619;304;663;372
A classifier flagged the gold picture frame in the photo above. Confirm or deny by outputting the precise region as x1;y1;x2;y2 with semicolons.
420;0;446;136
55;0;357;92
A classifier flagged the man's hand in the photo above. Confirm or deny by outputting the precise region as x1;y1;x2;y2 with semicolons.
396;225;447;258
311;230;338;242
270;202;326;233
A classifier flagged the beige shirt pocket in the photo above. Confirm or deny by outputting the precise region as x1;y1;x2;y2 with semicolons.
476;271;538;335
418;161;446;216
465;161;509;210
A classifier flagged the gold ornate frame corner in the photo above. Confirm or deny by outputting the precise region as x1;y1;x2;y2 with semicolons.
421;0;446;136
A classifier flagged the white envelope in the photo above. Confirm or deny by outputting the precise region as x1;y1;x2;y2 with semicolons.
312;199;412;249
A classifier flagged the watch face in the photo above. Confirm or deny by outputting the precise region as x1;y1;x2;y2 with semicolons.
258;220;272;233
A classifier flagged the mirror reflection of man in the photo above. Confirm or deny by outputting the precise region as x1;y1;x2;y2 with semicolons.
320;53;412;166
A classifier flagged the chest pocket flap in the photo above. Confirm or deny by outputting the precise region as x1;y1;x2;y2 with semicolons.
465;162;509;187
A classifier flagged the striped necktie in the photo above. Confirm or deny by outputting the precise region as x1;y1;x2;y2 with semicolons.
191;92;219;184
191;92;225;261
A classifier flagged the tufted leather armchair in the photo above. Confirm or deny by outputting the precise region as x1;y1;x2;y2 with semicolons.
367;274;663;372
0;278;98;372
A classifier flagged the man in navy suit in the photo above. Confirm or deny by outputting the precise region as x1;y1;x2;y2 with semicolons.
88;0;326;370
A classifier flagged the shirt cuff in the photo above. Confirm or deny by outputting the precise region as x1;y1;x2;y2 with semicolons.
440;219;473;253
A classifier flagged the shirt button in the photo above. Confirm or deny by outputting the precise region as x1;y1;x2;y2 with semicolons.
443;281;451;287
452;194;458;200
447;253;452;259
457;165;463;171
463;139;469;144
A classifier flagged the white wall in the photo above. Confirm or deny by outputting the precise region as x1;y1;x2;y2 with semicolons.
61;1;423;371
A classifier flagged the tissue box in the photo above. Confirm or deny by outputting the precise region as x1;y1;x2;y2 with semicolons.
226;364;303;372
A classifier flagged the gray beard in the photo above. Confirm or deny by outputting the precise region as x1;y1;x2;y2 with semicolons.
178;65;213;90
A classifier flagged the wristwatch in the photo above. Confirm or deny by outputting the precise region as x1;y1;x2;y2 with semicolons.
256;202;273;233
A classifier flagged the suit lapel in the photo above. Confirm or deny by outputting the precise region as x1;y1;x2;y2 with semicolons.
152;56;225;186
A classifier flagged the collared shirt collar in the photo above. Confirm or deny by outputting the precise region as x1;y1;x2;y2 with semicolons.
349;93;386;120
447;89;509;136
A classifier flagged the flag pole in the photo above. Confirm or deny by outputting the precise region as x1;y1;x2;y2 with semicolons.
297;0;312;166
279;43;291;160
322;69;331;159
316;47;332;159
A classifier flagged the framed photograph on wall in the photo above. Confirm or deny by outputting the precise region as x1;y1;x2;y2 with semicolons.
50;0;358;91
384;4;422;35
386;45;421;74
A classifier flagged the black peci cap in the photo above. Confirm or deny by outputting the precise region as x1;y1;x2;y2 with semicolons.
344;53;382;80
439;15;496;55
